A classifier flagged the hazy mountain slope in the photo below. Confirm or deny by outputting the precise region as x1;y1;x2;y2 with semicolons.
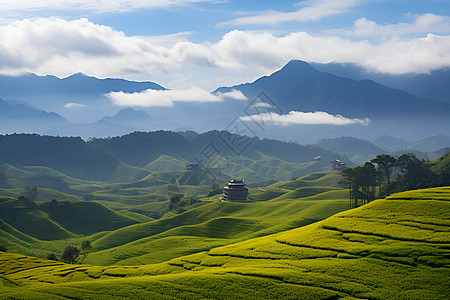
0;134;150;182
101;107;153;125
400;68;450;103
0;98;69;134
215;60;450;120
373;134;411;151
0;73;164;102
1;187;448;299
310;61;450;103
89;130;349;167
0;131;349;184
315;136;385;158
214;60;450;141
407;135;450;152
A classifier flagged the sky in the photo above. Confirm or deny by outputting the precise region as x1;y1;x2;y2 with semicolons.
1;0;450;95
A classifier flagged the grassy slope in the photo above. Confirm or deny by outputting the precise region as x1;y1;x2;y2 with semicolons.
1;171;347;265
0;200;140;259
84;197;347;265
0;186;448;299
42;201;140;235
143;155;188;172
81;172;348;265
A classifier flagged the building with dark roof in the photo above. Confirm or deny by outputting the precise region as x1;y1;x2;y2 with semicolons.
222;179;248;201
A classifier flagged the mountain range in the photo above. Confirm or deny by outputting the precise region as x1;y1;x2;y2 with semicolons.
310;61;450;103
215;60;450;141
1;60;450;142
0;131;350;183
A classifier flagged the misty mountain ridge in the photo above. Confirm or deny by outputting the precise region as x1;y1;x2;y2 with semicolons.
1;60;450;141
0;72;165;124
372;135;412;152
101;107;153;126
314;135;449;165
215;60;450;120
0;72;165;99
214;60;450;141
310;61;450;103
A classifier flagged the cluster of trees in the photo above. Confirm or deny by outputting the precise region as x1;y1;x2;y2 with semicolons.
342;153;449;207
58;240;93;264
0;241;93;264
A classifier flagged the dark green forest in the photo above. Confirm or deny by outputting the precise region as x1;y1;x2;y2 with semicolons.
342;152;450;207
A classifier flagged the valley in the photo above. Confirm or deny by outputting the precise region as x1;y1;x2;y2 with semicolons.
1;187;448;299
0;131;448;299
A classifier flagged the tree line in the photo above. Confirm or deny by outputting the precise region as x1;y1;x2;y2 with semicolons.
342;152;449;208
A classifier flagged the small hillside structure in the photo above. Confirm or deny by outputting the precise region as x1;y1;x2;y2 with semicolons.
330;159;347;171
186;163;201;171
222;179;248;201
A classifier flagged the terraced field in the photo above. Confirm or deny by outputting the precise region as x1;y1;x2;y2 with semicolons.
1;187;448;299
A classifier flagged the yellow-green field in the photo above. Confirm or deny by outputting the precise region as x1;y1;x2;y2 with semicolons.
1;187;449;299
1;172;351;265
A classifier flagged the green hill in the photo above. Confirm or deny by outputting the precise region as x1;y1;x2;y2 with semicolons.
0;171;349;264
143;155;188;172
0;186;448;299
40;200;140;235
0;197;140;259
83;197;348;265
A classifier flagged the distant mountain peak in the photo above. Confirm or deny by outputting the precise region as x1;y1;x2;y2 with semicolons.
101;107;153;126
115;107;152;119
277;59;319;76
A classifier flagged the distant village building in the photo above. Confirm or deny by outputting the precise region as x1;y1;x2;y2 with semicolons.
222;179;248;201
186;163;201;171
330;159;347;171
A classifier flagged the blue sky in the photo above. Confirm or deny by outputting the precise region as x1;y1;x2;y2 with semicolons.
1;0;449;95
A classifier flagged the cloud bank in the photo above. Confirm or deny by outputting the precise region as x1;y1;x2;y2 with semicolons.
0;0;214;15
341;13;450;39
0;15;450;82
224;0;359;26
240;111;370;126
64;102;87;108
106;88;246;107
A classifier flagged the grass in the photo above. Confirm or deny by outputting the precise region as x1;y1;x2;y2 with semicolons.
143;155;188;172
42;201;140;235
82;196;348;265
0;171;349;265
0;186;448;299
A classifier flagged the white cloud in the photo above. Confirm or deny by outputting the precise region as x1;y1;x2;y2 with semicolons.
341;14;450;39
0;0;215;15
215;89;248;101
64;102;87;108
106;87;246;107
240;111;370;126
1;16;450;83
167;75;251;91
211;29;450;74
223;0;360;26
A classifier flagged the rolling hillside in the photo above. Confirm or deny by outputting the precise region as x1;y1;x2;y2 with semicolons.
0;197;140;257
0;132;347;183
0;187;448;299
0;171;349;266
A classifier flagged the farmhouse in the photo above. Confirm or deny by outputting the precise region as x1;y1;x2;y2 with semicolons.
331;159;347;171
222;179;248;201
186;163;201;171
